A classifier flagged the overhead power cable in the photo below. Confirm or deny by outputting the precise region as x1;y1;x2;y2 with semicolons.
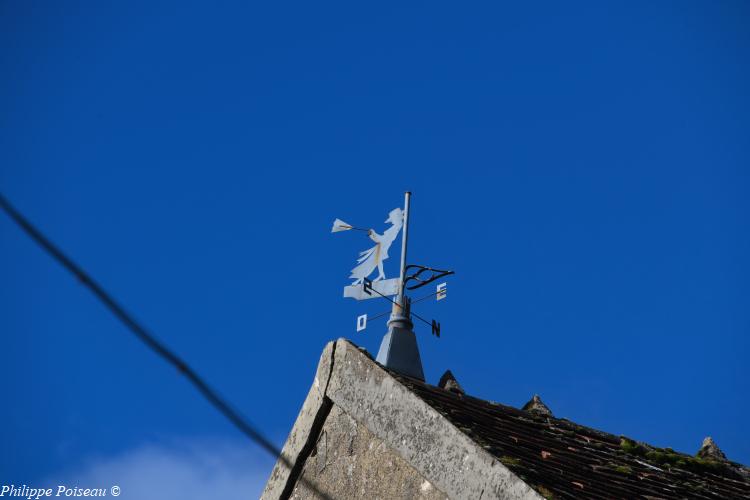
1;192;336;499
0;192;281;456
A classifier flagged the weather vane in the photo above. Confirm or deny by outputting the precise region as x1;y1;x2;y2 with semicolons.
331;192;454;380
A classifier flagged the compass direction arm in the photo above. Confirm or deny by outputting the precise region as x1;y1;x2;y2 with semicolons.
361;278;404;309
363;282;448;328
410;309;436;333
411;282;449;304
367;309;392;322
360;283;438;335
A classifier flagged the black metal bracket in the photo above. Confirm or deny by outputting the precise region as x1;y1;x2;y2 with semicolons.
403;265;455;290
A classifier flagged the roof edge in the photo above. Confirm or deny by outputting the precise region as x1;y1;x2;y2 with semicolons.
261;340;336;499
263;339;542;500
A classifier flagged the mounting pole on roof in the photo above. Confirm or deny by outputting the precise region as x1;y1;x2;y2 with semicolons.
332;191;454;381
397;191;411;309
376;191;425;380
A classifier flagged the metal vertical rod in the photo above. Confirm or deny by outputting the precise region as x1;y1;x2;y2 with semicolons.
397;191;411;309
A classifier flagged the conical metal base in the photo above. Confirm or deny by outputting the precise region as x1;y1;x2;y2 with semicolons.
376;315;425;381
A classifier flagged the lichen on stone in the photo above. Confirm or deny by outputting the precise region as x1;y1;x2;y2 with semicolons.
535;484;555;499
614;465;632;475
522;395;553;417
499;455;521;467
620;436;732;477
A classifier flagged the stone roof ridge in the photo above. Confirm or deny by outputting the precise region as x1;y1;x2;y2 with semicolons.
522;394;553;417
262;339;543;500
437;369;465;396
697;436;728;462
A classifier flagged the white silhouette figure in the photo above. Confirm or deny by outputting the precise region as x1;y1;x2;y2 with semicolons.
349;208;403;285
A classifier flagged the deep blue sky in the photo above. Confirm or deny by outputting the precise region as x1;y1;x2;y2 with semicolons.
2;0;749;492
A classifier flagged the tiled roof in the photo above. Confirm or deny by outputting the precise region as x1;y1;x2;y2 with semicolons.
392;373;750;500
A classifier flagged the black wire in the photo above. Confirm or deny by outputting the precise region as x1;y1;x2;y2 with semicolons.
1;192;341;499
0;193;281;455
